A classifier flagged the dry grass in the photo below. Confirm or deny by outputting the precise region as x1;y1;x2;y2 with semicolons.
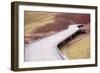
24;11;57;34
60;34;90;59
24;11;90;60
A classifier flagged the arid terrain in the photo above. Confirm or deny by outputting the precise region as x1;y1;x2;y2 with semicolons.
24;11;90;60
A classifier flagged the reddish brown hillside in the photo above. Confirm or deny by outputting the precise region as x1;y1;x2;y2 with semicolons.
24;12;90;59
33;13;90;34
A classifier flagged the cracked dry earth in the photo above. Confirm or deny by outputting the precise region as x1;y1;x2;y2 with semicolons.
24;11;90;60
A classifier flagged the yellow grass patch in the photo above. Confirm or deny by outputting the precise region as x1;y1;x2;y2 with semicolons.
24;11;57;34
60;34;90;59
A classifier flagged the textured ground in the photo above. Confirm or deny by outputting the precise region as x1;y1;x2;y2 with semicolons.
59;33;90;59
24;11;90;60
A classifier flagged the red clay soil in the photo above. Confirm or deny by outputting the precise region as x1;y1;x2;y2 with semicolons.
55;13;90;24
33;13;90;33
33;20;73;33
25;13;90;44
